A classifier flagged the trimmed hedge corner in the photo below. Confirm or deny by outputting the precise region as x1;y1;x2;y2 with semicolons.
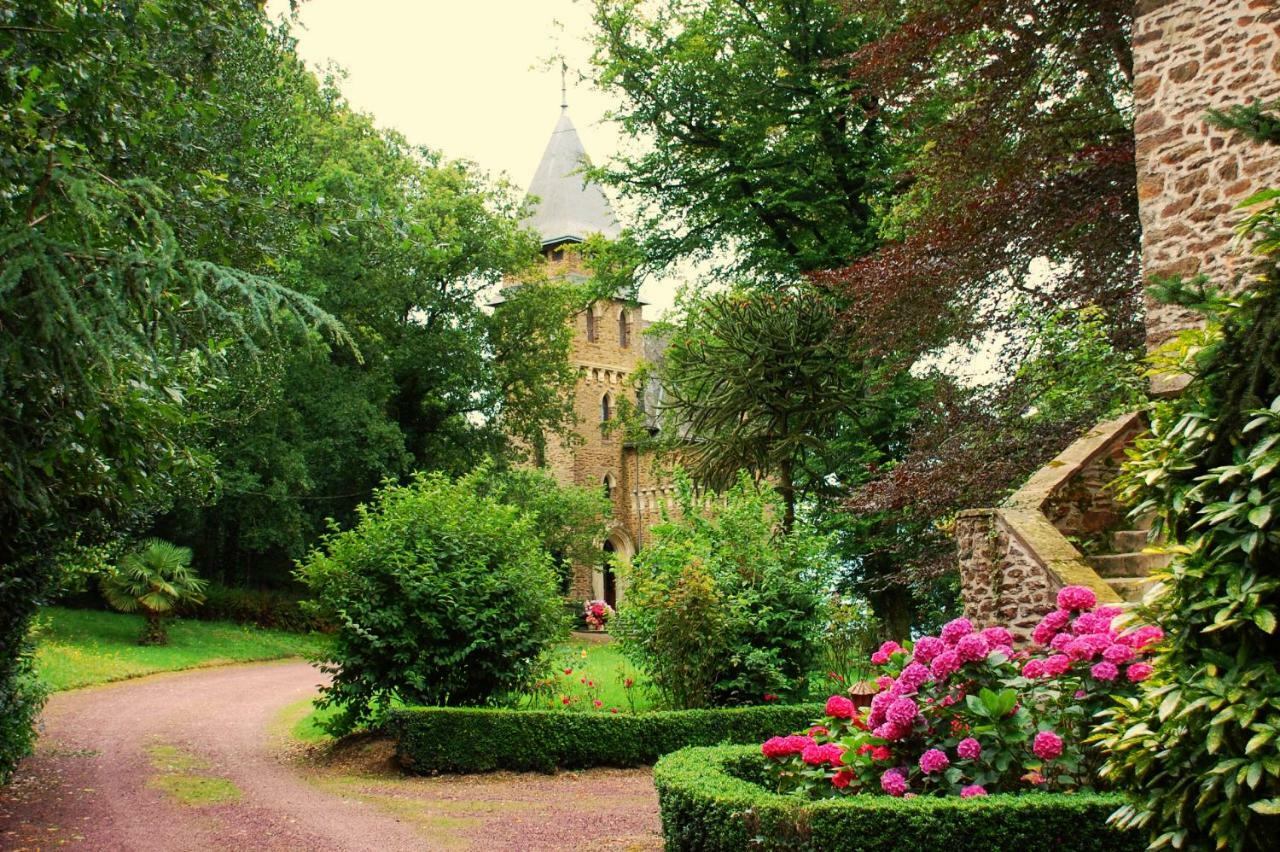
388;703;822;774
654;745;1143;852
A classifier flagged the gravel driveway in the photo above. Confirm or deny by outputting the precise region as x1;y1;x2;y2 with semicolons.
0;660;660;851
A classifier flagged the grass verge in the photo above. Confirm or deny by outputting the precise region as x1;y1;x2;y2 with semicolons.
34;606;329;691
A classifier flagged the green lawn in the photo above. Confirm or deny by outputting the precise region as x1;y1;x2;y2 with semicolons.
34;606;329;692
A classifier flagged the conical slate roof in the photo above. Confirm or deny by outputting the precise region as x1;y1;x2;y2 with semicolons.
525;110;620;247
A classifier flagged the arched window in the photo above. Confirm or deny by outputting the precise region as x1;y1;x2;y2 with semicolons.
600;392;611;422
618;309;629;348
585;307;596;342
603;474;614;500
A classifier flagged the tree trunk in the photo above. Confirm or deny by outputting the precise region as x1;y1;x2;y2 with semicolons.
139;612;168;646
869;583;913;643
778;457;796;534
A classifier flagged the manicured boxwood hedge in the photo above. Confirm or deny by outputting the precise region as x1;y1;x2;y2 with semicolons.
654;745;1144;852
387;703;822;774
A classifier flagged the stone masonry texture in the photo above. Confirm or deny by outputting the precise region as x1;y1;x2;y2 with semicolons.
1135;0;1280;354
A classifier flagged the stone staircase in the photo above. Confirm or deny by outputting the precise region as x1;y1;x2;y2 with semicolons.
1085;522;1169;603
956;411;1163;638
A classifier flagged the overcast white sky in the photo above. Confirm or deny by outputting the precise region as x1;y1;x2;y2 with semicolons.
265;1;689;309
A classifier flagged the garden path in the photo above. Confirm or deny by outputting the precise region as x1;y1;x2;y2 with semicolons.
0;660;661;851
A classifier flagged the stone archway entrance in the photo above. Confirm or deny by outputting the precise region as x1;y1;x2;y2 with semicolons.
593;529;635;608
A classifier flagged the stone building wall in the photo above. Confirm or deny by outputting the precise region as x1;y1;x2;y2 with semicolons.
1135;0;1280;362
536;272;678;603
955;510;1060;641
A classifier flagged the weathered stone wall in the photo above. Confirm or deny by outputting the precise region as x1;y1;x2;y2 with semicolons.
1040;415;1147;545
956;510;1060;641
1135;0;1280;360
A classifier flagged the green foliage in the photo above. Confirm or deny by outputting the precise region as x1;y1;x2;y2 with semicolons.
812;597;880;691
466;463;610;593
296;471;568;734
614;471;835;708
0;634;46;785
100;539;207;645
589;0;889;281
1096;105;1280;851
387;704;822;774
653;745;1140;852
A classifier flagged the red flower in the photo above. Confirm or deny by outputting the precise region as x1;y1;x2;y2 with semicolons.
763;693;779;702
563;668;572;675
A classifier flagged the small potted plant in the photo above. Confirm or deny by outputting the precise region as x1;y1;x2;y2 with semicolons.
583;599;615;631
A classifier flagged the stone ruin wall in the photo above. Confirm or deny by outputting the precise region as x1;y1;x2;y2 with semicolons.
1136;0;1280;371
955;510;1060;641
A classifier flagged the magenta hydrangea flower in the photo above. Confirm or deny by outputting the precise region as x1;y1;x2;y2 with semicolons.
1021;658;1046;678
873;720;911;741
1127;662;1154;682
940;617;975;645
876;675;895;691
1057;585;1097;611
918;748;949;774
980;626;1014;647
1049;632;1074;652
898;662;931;690
825;694;855;719
1042;609;1072;631
960;784;987;798
1103;643;1135;664
1031;622;1056;646
912;636;945;664
957;737;982;760
1065;637;1097;662
955;633;989;663
991;644;1014;659
886;697;919;726
1096;605;1124;620
1044;654;1072;676
1090;661;1119;681
880;768;909;796
1125;625;1165;649
930;650;961;680
1033;730;1064;761
763;735;815;759
802;742;845;766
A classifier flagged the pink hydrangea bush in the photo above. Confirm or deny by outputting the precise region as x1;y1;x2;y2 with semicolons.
761;588;1162;800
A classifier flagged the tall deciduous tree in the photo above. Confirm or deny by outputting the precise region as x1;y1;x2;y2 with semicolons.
589;0;892;281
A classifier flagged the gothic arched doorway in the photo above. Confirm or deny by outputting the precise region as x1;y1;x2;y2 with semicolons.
601;540;617;609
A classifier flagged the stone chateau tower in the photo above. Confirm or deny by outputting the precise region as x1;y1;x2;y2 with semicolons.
514;104;678;606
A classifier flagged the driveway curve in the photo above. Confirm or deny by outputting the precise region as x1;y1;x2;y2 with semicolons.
0;660;660;851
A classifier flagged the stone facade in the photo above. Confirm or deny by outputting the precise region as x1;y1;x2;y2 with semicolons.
1135;0;1280;360
539;265;677;603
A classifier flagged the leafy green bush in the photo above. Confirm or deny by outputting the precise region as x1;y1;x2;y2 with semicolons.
654;745;1140;852
0;634;46;784
296;471;567;734
613;471;835;708
1097;104;1280;852
388;704;821;773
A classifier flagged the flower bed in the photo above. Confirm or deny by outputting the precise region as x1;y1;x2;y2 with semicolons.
761;587;1160;799
654;745;1140;851
387;703;822;773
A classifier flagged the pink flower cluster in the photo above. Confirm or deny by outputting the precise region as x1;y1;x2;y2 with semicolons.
582;599;615;631
1024;586;1161;684
761;734;814;759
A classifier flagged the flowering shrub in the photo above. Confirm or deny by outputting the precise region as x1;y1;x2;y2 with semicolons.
583;599;615;631
761;589;1161;800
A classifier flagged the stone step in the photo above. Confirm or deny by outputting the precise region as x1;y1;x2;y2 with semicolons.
1107;576;1158;602
1088;551;1171;578
1111;529;1154;551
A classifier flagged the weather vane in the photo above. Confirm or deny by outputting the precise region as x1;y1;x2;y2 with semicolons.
560;59;568;112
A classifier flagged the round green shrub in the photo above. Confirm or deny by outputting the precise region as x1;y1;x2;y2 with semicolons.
296;471;567;733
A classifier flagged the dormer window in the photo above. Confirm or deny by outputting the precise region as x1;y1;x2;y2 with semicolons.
618;309;630;348
586;307;596;342
601;392;611;422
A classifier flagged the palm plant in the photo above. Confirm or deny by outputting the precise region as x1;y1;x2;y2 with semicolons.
100;539;206;645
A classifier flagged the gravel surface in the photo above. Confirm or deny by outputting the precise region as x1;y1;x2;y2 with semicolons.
0;660;661;851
